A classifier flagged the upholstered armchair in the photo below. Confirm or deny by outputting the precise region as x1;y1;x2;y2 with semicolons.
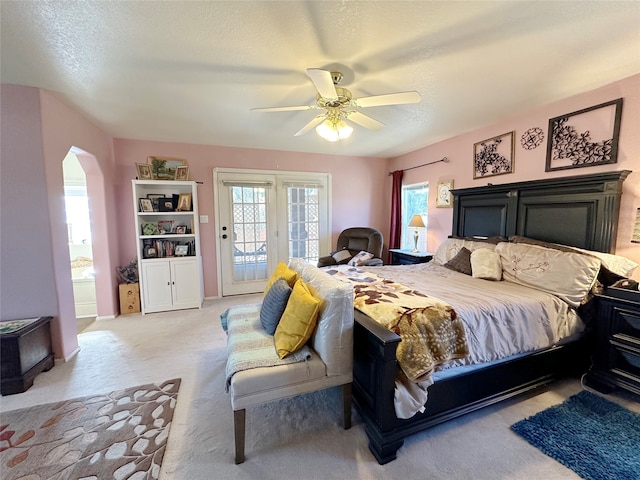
317;227;384;268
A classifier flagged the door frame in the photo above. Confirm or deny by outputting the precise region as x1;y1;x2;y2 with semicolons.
213;167;332;297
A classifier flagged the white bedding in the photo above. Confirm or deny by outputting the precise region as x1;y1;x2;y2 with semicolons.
352;262;585;418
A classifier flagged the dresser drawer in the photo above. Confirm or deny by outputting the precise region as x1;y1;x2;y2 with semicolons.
611;307;640;339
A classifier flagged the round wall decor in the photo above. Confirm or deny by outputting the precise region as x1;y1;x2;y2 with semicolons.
521;127;544;150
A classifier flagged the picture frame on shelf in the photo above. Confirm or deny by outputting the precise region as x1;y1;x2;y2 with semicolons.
436;180;454;208
144;246;157;258
174;165;190;181
147;156;187;181
175;245;189;256
177;193;192;211
142;223;158;236
139;198;154;212
136;163;153;180
158;220;174;234
146;193;164;212
159;198;174;212
175;225;187;234
545;98;623;172
473;131;514;179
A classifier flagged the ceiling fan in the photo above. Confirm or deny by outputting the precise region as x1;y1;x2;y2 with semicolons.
251;68;421;142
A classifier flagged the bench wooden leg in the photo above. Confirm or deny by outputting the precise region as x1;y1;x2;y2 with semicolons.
342;383;352;430
234;409;246;464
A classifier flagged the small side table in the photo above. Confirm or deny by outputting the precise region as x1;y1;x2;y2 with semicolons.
389;249;433;265
0;316;54;395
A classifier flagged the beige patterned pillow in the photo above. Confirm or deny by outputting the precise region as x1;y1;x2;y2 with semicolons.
434;238;497;266
495;242;600;307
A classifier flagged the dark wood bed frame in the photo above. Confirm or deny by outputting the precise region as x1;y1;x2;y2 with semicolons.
352;170;631;464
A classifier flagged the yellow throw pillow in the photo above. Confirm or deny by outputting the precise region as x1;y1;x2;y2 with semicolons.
274;279;321;359
264;261;298;297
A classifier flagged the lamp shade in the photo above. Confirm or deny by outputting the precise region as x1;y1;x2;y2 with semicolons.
408;214;425;228
632;208;640;243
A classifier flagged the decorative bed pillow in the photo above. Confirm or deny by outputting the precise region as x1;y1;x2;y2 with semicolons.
443;247;472;275
348;251;374;266
274;279;321;358
496;242;601;307
471;248;502;280
434;238;497;266
332;249;352;263
264;261;297;297
260;278;292;335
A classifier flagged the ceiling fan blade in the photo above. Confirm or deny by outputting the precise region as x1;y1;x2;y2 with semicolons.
306;68;338;100
251;105;313;112
354;91;421;108
294;115;326;137
347;111;385;130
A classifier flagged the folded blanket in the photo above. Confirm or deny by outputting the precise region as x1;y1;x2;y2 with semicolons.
223;304;311;390
326;266;468;382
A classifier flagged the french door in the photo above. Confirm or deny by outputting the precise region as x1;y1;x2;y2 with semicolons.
214;169;330;296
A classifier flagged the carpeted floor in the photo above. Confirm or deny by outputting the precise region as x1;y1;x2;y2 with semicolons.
1;295;638;480
512;390;640;480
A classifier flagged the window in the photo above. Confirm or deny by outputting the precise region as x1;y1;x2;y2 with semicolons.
401;183;428;251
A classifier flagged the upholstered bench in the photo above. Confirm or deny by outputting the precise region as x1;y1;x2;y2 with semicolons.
224;258;354;464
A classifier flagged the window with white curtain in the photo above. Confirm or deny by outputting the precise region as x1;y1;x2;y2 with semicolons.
400;183;428;251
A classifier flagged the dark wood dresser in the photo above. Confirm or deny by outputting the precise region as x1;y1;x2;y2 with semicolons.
585;287;640;397
389;249;433;265
1;316;54;395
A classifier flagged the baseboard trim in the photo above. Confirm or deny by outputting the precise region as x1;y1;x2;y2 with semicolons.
63;346;81;362
96;314;116;321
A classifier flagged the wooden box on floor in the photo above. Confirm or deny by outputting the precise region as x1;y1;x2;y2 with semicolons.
119;283;141;315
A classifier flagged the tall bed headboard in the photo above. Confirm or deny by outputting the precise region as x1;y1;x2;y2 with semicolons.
451;170;631;253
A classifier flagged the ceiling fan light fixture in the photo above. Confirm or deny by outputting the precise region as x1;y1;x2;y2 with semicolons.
316;117;353;142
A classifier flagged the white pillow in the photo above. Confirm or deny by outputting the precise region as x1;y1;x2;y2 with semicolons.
348;251;374;266
495;242;600;307
332;250;352;263
471;248;502;281
434;238;497;266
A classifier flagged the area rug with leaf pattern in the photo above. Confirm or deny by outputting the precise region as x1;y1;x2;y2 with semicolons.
0;378;181;480
511;390;640;480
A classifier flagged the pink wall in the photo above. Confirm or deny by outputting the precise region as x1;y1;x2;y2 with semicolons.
389;74;640;279
113;140;389;297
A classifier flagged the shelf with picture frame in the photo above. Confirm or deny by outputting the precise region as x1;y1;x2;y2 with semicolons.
132;179;203;314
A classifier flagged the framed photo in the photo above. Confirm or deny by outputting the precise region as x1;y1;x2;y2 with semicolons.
144;246;157;258
136;163;153;180
157;220;174;234
159;198;175;212
174;165;190;181
146;193;164;212
473;131;514;179
436;180;454;208
175;245;189;256
142;223;158;236
177;193;192;211
175;225;187;234
545;98;623;172
139;198;154;212
147;156;188;181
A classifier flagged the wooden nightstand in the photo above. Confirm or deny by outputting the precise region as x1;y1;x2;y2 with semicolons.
389;249;433;266
585;287;640;397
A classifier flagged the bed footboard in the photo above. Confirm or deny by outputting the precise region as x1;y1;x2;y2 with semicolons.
352;310;590;464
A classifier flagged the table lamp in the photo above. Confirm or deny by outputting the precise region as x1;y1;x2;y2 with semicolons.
408;215;425;252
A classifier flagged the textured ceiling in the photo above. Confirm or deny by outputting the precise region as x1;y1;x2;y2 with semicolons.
2;1;639;158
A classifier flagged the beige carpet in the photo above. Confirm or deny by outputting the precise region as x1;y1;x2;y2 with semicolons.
0;379;180;480
1;295;638;480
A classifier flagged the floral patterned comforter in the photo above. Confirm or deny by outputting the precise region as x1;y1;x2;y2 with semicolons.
325;266;468;382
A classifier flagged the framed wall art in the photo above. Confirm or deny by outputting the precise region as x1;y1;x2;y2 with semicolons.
473;131;514;179
147;156;187;180
545;98;623;172
174;165;190;181
136;163;153;180
436;179;454;208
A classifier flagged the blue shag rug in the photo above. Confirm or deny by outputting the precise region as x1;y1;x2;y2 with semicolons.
511;390;640;480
